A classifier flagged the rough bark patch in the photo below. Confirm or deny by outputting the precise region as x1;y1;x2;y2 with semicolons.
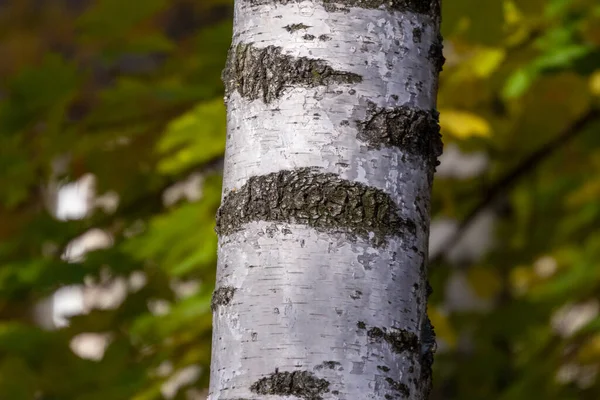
420;313;436;397
315;361;341;370
245;0;440;16
215;168;416;247
356;101;443;165
412;27;422;43
385;377;410;398
323;0;439;15
250;370;330;400
211;286;236;311
358;323;420;354
428;32;445;73
284;23;310;32
366;326;420;354
222;43;362;104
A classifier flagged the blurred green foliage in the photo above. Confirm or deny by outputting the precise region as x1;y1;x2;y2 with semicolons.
0;0;229;398
431;0;600;399
0;0;598;399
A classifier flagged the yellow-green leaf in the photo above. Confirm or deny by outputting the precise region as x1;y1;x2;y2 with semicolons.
591;69;600;95
439;109;492;139
157;99;226;174
428;307;457;348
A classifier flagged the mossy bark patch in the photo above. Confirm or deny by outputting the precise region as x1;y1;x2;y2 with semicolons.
222;43;362;104
211;286;236;311
250;370;330;400
367;326;419;354
356;101;443;166
215;168;416;247
245;0;440;16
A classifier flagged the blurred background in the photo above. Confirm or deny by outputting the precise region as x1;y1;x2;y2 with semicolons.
0;0;599;399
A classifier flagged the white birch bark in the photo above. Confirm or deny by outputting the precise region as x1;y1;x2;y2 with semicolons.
210;1;443;399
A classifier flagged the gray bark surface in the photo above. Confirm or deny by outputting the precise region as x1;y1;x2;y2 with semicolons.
209;0;443;398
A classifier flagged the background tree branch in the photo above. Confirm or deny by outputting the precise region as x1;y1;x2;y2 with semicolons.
431;108;600;265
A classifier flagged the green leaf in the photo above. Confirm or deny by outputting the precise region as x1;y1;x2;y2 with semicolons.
502;67;537;98
533;44;593;71
122;175;221;278
157;99;226;175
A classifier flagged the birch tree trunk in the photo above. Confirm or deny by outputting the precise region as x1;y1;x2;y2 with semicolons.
210;1;443;399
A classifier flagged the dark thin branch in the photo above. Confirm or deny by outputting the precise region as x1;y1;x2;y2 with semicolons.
430;108;600;265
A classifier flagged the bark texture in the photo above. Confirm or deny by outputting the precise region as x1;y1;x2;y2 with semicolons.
210;0;443;398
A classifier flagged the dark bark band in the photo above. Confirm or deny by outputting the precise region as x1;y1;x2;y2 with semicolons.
215;168;416;247
356;101;443;167
222;43;362;104
245;0;441;17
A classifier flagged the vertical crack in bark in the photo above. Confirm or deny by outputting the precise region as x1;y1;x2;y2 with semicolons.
222;43;362;104
250;369;330;400
215;168;416;247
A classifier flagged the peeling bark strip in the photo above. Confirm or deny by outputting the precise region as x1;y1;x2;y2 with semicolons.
215;168;416;246
222;43;362;104
246;0;440;16
356;101;443;165
211;286;236;311
250;370;330;400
